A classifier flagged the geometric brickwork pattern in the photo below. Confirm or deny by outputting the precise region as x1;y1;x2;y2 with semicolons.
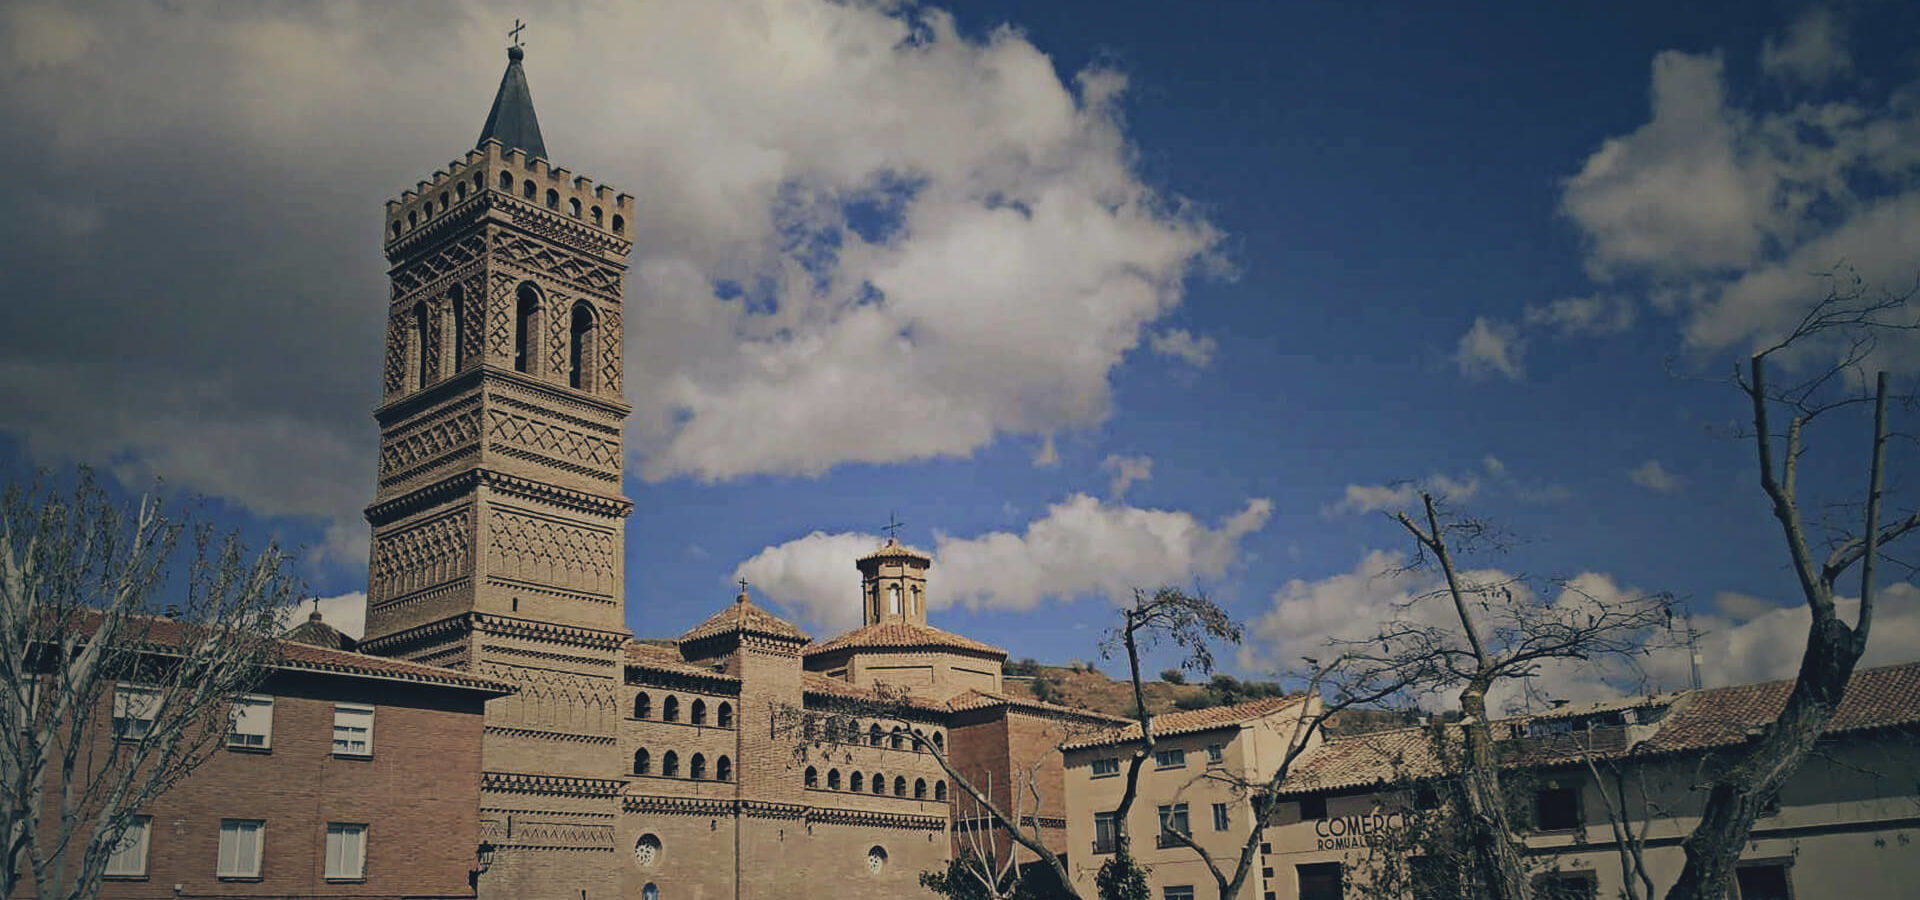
487;509;616;596
487;271;523;369
484;408;620;473
491;231;623;297
599;306;622;394
380;408;484;479
369;511;472;603
489;666;617;734
392;233;487;300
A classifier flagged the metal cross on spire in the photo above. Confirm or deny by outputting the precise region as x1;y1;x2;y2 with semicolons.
509;18;526;48
882;511;905;541
737;577;750;594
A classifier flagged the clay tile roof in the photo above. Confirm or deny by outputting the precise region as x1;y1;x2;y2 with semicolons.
799;672;949;713
622;640;739;682
679;592;811;645
803;621;1006;659
857;537;931;564
1277;660;1920;796
946;689;1132;724
284;609;357;652
1062;695;1309;751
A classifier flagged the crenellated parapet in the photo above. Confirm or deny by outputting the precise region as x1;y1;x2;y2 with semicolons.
384;139;633;260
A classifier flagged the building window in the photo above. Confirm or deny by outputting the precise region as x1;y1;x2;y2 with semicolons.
914;778;927;799
104;816;151;877
324;823;367;881
1414;784;1440;810
569;197;582;217
227;695;274;750
1736;863;1793;900
848;771;861;792
690;753;707;780
1206;743;1225;764
216;819;265;879
331;704;373;757
412;301;430;389
663;695;679;722
513;284;540;374
1092;811;1118;854
871;772;884;795
718;702;733;728
806;766;819;788
634;692;651;719
1533;871;1597;900
691;698;707;725
643;884;658;900
890;727;904;750
612;214;624;234
112;685;160;741
715;757;731;782
634;749;650;774
866;846;887;877
1164;888;1196;900
523;179;536;200
500;171;514;191
635;834;661;869
1212;802;1230;831
1299;794;1327;820
1535;786;1581;831
932;731;944;751
869;724;884;746
568;302;595;390
1154;748;1186;769
934;781;946;801
591;205;604;225
1156;803;1189;847
1297;862;1342;900
662;751;679;777
446;284;466;373
893;775;906;796
546;188;560;209
1091;757;1120;777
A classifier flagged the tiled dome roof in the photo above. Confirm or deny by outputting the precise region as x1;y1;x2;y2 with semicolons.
679;590;811;645
803;621;1005;659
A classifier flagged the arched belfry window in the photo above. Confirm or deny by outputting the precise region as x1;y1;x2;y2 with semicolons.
633;748;650;774
445;284;466;374
411;301;430;389
691;699;707;725
889;584;901;616
513;284;541;374
568;302;596;390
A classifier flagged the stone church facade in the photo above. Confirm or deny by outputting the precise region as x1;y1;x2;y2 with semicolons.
358;46;1123;900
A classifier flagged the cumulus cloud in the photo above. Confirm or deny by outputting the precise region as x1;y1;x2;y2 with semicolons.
284;592;367;641
735;493;1272;631
1100;453;1153;499
1245;548;1920;713
1523;294;1636;336
1454;317;1525;381
0;1;1220;567
1629;459;1684;493
1558;26;1920;363
1148;329;1218;368
1761;6;1851;86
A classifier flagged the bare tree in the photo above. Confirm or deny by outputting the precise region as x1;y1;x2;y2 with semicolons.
921;762;1053;900
0;471;296;900
1663;273;1920;900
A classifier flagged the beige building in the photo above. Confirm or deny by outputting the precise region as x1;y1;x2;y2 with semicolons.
1061;697;1321;900
1260;661;1920;900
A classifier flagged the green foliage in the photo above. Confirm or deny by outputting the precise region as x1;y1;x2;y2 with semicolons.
1006;657;1044;677
1158;668;1186;685
1030;676;1061;704
1095;851;1151;900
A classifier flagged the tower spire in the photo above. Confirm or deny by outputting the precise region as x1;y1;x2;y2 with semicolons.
478;40;547;160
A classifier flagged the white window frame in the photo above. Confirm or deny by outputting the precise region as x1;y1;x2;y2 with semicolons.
325;823;367;881
104;815;151;877
1153;747;1186;769
216;819;265;879
227;694;274;750
1206;742;1225;764
112;684;161;741
332;704;375;757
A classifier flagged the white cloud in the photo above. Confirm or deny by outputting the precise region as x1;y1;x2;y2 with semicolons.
1650;583;1920;690
1761;7;1851;86
1523;294;1636;336
0;1;1221;555
285;592;367;641
1032;434;1060;468
1558;32;1920;362
1629;459;1684;493
735;493;1272;631
1148;329;1218;368
1100;453;1153;499
1327;472;1480;516
1454;317;1526;381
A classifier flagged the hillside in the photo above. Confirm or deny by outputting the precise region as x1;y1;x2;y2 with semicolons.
1001;660;1424;737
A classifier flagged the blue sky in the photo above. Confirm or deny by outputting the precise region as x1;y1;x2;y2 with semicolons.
2;1;1917;705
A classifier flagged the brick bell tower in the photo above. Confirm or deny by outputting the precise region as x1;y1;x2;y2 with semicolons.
359;42;632;900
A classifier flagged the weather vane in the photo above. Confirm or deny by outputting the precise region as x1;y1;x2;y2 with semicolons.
882;511;905;541
509;18;526;49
